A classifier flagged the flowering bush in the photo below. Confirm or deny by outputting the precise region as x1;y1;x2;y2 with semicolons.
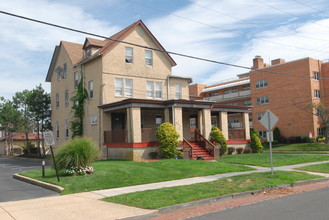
65;166;94;176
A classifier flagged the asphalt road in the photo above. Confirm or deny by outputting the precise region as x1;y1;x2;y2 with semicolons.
0;156;58;202
186;187;329;220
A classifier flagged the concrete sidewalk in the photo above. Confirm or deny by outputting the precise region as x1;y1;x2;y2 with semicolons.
2;160;329;220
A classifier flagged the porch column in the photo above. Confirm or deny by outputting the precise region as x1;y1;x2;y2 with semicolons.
220;111;229;140
202;109;211;139
129;107;141;143
198;110;203;134
243;112;250;140
164;108;170;123
173;107;183;141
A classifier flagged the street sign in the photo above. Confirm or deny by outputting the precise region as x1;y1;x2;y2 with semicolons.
259;110;278;131
43;131;55;146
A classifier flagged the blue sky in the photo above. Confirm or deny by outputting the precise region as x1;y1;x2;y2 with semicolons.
1;0;329;99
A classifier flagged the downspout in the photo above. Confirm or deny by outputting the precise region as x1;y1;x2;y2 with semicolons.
167;76;170;100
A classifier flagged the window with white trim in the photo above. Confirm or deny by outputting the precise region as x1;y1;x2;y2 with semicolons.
155;82;162;99
257;112;265;120
175;84;182;99
155;115;162;125
256;80;268;89
256;96;269;105
125;47;133;63
115;78;123;97
88;80;94;99
224;88;237;94
65;90;69;107
56;93;59;108
91;115;97;125
74;71;79;88
314;90;321;98
313;72;320;80
243;86;250;91
64;120;69;138
259;131;267;139
125;79;133;97
146;81;154;98
244;100;252;106
145;50;153;66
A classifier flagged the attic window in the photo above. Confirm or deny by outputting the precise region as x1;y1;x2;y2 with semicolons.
86;48;91;57
125;47;133;63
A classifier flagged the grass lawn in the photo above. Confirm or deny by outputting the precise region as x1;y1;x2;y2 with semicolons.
103;171;322;209
264;143;329;153
218;153;329;167
19;159;253;194
297;163;329;174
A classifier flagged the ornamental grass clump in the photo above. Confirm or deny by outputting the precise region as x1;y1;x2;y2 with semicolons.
54;137;99;171
156;122;182;159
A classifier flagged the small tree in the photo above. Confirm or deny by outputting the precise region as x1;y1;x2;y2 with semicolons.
155;122;181;159
209;127;227;156
250;129;263;153
273;127;281;143
310;103;329;143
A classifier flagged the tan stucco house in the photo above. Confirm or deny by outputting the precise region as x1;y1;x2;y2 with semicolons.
46;20;251;160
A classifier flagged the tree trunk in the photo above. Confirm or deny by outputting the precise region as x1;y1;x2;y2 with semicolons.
41;119;45;157
37;121;41;157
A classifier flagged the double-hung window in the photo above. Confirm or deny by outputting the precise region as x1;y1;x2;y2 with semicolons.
256;96;269;105
146;81;154;98
125;47;133;63
314;90;321;98
125;79;133;97
145;50;153;66
313;72;320;80
175;84;182;99
74;71;79;88
115;78;133;97
64;120;69;138
88;80;94;99
56;93;59;108
256;80;268;89
155;82;162;99
65;90;69;107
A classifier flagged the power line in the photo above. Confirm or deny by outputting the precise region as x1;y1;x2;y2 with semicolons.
127;0;329;52
1;10;329;80
292;0;325;15
254;0;329;30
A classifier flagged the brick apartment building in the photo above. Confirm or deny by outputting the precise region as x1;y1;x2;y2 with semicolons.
190;56;329;140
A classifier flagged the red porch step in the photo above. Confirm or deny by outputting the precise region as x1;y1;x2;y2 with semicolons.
188;142;215;161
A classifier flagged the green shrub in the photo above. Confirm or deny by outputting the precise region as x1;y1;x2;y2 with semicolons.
228;147;235;155
300;136;310;143
21;141;38;154
209;127;227;156
54;137;99;170
236;148;243;154
310;137;317;143
250;132;263;153
155;122;181;159
243;148;251;154
318;137;326;143
273;127;281;142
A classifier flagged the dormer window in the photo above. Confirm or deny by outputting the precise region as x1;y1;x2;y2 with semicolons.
86;48;91;57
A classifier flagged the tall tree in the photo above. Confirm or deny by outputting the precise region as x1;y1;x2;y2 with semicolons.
0;97;22;155
27;85;51;156
311;103;329;143
13;90;34;154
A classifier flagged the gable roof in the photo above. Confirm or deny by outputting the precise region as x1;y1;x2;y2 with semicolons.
83;37;107;49
45;41;83;82
77;20;176;66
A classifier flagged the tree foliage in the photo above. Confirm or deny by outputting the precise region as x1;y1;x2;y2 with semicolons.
71;76;88;138
273;127;281;143
0;98;22;155
209;126;227;156
250;129;263;153
155;122;181;159
310;103;329;143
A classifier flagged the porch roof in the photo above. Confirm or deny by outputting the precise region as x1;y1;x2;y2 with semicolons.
99;98;252;113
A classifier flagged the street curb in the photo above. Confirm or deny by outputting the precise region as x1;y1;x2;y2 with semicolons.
13;174;63;193
154;177;329;216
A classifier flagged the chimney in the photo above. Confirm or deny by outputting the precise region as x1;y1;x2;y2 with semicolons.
253;55;264;69
271;58;285;65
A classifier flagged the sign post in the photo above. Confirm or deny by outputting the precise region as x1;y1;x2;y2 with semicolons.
259;110;279;175
43;131;60;182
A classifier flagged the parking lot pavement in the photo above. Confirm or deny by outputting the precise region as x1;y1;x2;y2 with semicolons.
0;156;58;202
